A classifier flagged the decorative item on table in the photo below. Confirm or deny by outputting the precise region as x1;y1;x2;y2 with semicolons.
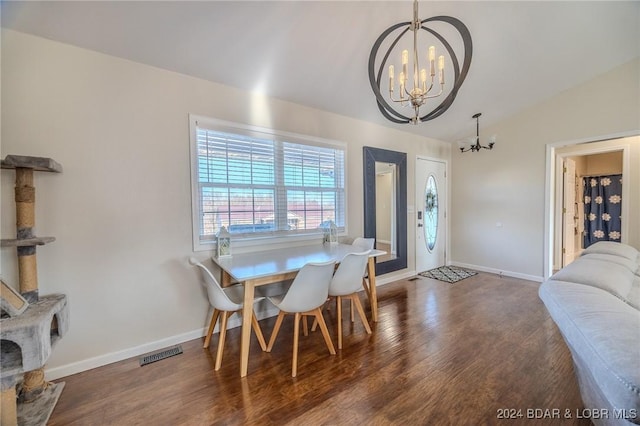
322;220;338;245
216;226;232;258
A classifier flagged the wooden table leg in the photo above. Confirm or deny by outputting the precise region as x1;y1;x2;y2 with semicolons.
367;258;378;322
221;270;232;288
240;280;256;377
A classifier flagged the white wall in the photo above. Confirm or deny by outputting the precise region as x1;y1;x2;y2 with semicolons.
451;58;640;280
0;30;451;377
584;151;624;176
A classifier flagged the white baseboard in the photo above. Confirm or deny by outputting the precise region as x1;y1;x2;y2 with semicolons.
45;328;206;381
45;303;281;381
448;261;544;283
376;269;417;285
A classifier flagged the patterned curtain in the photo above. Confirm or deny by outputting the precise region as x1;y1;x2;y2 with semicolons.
583;174;622;248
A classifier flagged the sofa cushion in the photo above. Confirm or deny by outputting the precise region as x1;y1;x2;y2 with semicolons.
628;277;640;311
551;257;634;301
539;280;640;419
581;253;640;276
582;241;639;262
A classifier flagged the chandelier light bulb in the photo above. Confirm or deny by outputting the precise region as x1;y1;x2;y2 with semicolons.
429;46;436;76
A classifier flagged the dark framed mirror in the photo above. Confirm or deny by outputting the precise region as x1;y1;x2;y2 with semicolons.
363;146;407;275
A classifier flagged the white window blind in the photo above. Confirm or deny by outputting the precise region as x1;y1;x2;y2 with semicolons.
191;117;345;247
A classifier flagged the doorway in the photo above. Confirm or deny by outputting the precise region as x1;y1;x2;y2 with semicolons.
560;151;624;267
545;135;633;278
415;157;447;273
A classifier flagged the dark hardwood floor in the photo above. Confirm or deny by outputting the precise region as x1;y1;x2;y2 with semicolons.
49;273;590;425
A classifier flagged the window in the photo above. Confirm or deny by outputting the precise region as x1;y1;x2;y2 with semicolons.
190;115;346;250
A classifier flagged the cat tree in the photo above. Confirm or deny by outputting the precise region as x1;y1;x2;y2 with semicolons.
0;155;69;426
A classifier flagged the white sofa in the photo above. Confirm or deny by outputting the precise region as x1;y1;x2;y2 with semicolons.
539;241;640;425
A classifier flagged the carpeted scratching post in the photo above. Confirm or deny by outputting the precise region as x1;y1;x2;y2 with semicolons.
0;155;68;426
0;388;17;426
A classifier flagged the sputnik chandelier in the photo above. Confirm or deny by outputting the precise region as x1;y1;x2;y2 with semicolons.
458;113;496;153
368;0;472;125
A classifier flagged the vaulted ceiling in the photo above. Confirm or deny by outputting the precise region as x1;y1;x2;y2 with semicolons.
2;1;639;142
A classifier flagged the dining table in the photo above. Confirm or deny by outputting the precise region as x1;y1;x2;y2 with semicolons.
211;242;386;377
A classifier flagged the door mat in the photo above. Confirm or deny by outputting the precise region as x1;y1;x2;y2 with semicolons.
418;266;477;283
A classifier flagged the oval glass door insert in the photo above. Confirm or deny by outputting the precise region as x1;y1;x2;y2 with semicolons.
424;174;438;252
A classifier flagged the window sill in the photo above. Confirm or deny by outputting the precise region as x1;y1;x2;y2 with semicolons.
193;231;349;254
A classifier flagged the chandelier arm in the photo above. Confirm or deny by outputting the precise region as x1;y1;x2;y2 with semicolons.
418;16;473;122
426;80;434;94
425;86;444;99
375;100;409;124
368;22;413;123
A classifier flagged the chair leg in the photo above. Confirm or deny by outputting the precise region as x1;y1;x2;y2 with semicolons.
251;310;267;351
351;294;372;334
204;309;220;349
336;296;343;350
310;304;324;332
292;312;301;377
302;316;309;336
362;277;371;299
215;311;230;371
313;308;336;355
350;299;355;322
267;311;286;352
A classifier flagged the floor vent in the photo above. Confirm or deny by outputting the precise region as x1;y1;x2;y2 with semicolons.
139;345;183;366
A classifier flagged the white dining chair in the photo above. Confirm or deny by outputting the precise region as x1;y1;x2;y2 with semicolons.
328;251;373;349
189;257;267;371
352;237;375;319
266;261;336;377
352;237;375;251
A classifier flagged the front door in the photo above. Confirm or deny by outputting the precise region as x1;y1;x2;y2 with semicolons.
416;157;446;273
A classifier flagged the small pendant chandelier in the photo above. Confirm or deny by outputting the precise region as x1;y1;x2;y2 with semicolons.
459;113;496;153
368;0;473;125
